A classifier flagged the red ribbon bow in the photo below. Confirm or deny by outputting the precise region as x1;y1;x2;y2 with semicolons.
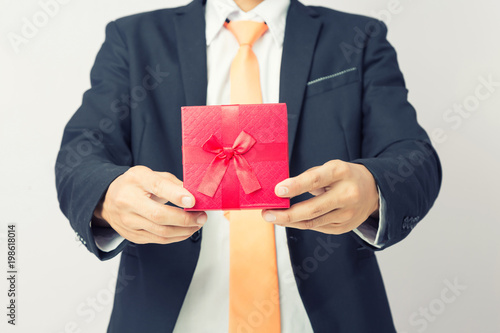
198;131;262;197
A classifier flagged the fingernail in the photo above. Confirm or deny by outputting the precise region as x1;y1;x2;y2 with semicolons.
264;212;276;222
196;214;207;225
181;196;194;208
277;186;288;196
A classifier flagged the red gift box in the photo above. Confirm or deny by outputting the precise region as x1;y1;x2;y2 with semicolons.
182;103;290;210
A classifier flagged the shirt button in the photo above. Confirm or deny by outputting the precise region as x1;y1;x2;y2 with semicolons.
190;230;202;242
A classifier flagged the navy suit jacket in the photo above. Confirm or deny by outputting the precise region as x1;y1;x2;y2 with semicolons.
55;0;441;332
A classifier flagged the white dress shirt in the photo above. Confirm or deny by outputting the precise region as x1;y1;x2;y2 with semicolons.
174;1;314;332
93;0;389;331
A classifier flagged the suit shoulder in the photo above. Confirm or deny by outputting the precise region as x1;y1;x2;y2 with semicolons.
111;3;187;31
113;9;173;27
308;5;385;30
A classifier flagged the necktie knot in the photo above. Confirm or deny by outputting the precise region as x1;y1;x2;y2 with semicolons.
224;20;268;47
224;20;268;104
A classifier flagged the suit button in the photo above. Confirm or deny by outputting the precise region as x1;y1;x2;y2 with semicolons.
190;230;201;242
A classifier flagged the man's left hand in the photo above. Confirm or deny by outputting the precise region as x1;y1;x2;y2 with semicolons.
262;160;379;235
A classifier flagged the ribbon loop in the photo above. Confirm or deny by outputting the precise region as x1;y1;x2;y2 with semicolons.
198;131;261;197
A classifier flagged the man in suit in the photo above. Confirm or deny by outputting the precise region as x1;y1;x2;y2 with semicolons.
55;0;441;332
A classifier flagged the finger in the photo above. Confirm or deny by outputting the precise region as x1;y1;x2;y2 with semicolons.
155;171;184;186
314;220;362;235
305;165;327;196
115;216;201;245
275;160;347;198
309;187;327;196
304;165;320;173
141;221;201;239
123;213;202;238
151;172;184;204
138;168;195;208
263;190;343;224
127;229;194;245
149;173;184;204
134;195;207;227
149;193;168;204
276;208;356;230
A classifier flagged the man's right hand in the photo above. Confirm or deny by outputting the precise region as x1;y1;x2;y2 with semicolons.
93;165;207;245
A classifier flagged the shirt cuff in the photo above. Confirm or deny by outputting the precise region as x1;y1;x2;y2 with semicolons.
90;221;125;253
353;186;388;248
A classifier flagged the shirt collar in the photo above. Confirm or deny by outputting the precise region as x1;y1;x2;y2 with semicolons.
205;0;290;47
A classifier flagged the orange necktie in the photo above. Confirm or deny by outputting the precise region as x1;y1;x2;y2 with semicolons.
224;20;281;333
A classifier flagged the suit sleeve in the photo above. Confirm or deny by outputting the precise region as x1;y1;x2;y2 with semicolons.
55;21;132;261
351;20;442;250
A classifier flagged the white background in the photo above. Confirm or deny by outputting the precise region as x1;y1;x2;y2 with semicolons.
0;0;499;332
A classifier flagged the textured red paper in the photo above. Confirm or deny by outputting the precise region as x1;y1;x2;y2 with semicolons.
182;104;290;210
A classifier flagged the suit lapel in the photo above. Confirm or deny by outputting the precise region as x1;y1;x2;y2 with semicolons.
280;1;322;159
173;0;208;106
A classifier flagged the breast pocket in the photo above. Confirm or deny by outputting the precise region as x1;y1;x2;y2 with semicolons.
305;67;360;98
